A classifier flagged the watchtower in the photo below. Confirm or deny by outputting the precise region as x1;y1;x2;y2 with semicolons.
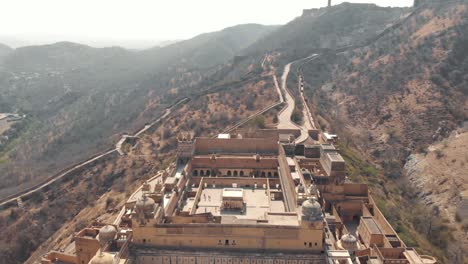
176;132;194;163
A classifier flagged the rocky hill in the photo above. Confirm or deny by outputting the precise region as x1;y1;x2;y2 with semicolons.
246;3;408;59
290;1;467;262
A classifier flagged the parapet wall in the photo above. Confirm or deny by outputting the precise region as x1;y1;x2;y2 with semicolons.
194;138;278;155
135;250;325;264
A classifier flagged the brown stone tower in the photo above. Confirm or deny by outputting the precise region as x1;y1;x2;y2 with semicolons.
176;132;194;162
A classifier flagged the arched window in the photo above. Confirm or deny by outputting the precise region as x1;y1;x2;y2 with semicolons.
274;172;279;177
233;171;238;177
200;170;205;176
227;170;232;177
206;170;211;176
267;172;272;178
193;170;198;176
261;172;266;177
240;171;245;177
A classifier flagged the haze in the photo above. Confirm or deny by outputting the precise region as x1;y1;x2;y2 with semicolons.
0;0;413;49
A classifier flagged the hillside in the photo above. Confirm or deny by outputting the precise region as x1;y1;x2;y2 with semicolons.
0;53;278;264
246;3;408;59
142;24;279;68
291;1;467;262
0;43;12;61
0;24;276;199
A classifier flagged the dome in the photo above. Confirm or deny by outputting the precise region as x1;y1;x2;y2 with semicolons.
90;252;114;264
135;195;156;213
301;197;323;222
339;234;358;251
297;184;305;193
341;234;357;244
98;225;117;244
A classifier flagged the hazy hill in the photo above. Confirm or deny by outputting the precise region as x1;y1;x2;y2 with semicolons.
0;24;276;198
246;3;407;58
0;43;12;63
3;42;135;71
141;23;279;68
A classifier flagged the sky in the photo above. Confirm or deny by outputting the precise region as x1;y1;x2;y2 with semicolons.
0;0;413;49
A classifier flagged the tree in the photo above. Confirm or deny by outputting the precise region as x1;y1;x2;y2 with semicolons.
252;116;266;129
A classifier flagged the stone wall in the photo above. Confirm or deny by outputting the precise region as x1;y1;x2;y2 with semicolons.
132;223;323;252
194;138;278;155
135;250;326;264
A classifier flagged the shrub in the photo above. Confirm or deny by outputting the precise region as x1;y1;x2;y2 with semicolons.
252;116;266;129
431;74;445;86
291;109;303;123
434;149;444;159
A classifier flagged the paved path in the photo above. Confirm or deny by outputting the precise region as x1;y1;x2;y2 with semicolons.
277;62;298;130
277;54;318;143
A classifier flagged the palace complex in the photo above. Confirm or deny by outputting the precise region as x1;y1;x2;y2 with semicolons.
41;128;437;264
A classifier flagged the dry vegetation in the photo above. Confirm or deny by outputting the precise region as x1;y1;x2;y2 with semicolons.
298;2;467;263
0;67;278;264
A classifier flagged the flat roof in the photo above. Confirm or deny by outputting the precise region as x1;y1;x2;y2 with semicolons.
194;187;294;225
327;152;345;162
320;144;336;150
362;217;383;235
222;188;244;198
217;134;231;139
291;172;300;180
165;177;177;184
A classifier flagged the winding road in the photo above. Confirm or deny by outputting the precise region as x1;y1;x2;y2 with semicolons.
277;54;319;144
1;52;319;208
